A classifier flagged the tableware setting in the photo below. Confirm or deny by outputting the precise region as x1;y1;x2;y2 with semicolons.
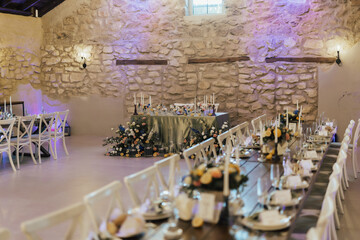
280;175;309;190
239;209;292;231
266;189;303;207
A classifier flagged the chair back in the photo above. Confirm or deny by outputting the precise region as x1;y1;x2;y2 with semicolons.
0;228;10;240
84;181;125;235
0;118;15;152
230;122;250;146
124;166;160;208
306;227;321;240
251;114;267;134
38;113;55;139
154;154;180;197
217;130;232;153
352;119;360;155
183;143;206;170
316;196;335;240
21;202;89;240
200;138;217;160
55;110;69;137
15;115;36;145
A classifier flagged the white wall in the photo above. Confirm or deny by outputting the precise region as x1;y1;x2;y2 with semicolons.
319;42;360;140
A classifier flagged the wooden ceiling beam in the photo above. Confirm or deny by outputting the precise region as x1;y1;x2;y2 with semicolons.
22;0;41;11
1;0;12;8
0;6;31;16
38;0;64;17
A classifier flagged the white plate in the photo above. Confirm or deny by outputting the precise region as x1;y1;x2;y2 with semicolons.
142;210;172;221
240;215;291;231
281;181;309;190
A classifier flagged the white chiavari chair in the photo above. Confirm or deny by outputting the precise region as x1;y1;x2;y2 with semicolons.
0;118;16;172
183;143;206;170
154;154;180;198
251;114;267;134
200;138;217;161
350;118;360;178
31;113;56;163
0;228;10;240
217;130;232;154
52;110;70;160
230;122;250;146
124;166;160;208
10;115;37;169
306;196;337;240
21;202;92;240
84;181;126;236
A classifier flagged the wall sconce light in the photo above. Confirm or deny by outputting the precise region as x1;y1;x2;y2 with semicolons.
80;56;87;69
336;46;342;66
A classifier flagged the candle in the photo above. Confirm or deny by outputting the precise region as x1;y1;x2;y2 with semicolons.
296;100;299;110
275;121;278;143
286;108;289;128
213;93;215;105
298;106;302;132
224;148;230;197
9;96;12;114
149;96;151;106
259;121;263;145
278;113;280;127
204;95;205;105
206;95;208;105
4;98;6;113
210;95;212;105
133;94;136;105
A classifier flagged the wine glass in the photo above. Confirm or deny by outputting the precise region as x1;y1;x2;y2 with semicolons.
270;164;280;189
257;177;270;206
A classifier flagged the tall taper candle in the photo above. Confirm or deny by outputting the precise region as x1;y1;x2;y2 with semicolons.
275;120;278;143
286;108;289;128
4;98;6;113
260;125;264;146
149;96;151;106
296;100;299;110
213;93;215;105
133;94;136;105
224;148;230;197
9;96;12;114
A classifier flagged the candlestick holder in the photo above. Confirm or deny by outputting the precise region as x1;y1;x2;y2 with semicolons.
272;142;281;162
211;104;216;116
133;104;138;115
218;196;230;225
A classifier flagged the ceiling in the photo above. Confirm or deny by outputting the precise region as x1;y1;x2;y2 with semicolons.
0;0;64;17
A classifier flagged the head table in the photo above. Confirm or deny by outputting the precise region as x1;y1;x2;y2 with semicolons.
130;136;332;240
131;113;229;152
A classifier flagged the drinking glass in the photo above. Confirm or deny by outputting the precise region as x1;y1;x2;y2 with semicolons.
257;177;270;206
270;164;280;189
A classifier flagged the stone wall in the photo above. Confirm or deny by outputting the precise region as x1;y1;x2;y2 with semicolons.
0;14;42;98
39;0;360;125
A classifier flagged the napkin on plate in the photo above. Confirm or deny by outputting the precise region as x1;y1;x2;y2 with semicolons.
305;150;318;159
259;210;283;225
117;213;145;238
273;190;292;204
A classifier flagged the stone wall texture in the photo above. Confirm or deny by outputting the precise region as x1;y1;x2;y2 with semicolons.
7;0;360;124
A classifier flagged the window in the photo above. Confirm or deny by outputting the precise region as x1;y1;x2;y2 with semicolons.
186;0;224;16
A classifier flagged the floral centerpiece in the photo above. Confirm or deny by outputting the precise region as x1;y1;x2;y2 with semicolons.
262;124;293;159
181;121;229;155
280;109;304;124
103;117;159;157
181;162;248;197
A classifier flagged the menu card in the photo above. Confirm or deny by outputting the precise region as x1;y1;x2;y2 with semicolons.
273;190;292;204
198;193;215;222
305;150;318;159
286;175;302;187
259;210;282;225
289;123;297;133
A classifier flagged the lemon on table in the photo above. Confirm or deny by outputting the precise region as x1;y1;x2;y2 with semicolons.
270;149;275;155
107;221;118;235
113;213;127;227
200;172;212;184
192;216;204;228
273;128;282;137
266;154;273;160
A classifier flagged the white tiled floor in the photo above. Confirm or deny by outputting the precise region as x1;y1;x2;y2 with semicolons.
0;136;169;239
0;136;359;239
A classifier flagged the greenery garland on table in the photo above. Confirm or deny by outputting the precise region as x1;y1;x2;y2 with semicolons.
103;117;160;157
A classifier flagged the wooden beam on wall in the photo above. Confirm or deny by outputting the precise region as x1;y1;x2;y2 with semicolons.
188;56;250;64
0;6;31;16
265;57;336;64
116;60;168;65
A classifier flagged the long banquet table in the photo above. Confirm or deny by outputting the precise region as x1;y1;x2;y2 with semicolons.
131;113;229;151
139;137;332;240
